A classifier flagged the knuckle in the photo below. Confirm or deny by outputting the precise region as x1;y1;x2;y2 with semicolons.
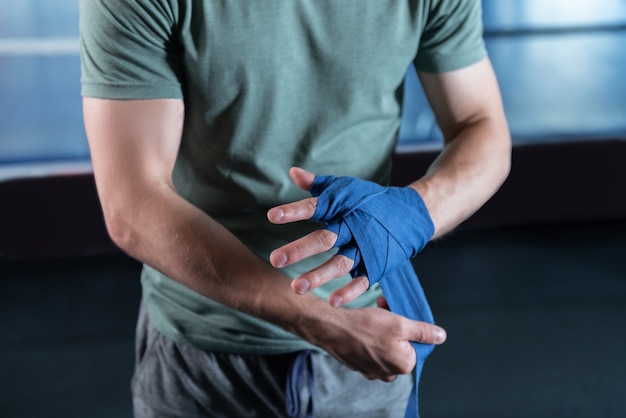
388;317;409;337
306;198;318;215
396;360;414;375
341;276;369;301
412;325;426;343
302;271;323;287
290;243;305;261
355;276;369;292
335;255;354;274
318;229;337;249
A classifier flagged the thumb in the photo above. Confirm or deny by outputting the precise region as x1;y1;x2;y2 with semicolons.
289;167;316;191
409;321;447;345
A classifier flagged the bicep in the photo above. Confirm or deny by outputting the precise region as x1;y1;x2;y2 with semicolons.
83;97;184;204
417;57;507;142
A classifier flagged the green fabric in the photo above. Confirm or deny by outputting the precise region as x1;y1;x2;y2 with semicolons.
80;0;486;354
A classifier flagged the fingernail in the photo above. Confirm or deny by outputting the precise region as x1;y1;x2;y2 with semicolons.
433;327;447;344
293;279;310;294
273;252;287;267
330;295;343;307
271;208;284;222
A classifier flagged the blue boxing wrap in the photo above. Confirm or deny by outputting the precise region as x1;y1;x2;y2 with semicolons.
310;174;436;417
310;175;435;284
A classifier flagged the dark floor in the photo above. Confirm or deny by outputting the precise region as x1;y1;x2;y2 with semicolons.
416;221;626;418
1;220;625;418
0;254;142;418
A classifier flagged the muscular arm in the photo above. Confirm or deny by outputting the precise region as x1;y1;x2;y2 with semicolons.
83;98;285;313
413;57;511;237
83;97;445;381
269;57;511;303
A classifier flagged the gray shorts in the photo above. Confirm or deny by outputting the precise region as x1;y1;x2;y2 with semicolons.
131;304;412;418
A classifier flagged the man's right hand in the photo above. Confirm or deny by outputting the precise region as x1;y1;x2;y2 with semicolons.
297;302;447;382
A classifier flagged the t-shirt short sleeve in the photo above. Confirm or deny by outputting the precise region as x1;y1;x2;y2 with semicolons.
79;0;183;99
415;0;487;73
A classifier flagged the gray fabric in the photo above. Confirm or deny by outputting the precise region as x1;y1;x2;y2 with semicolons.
131;304;413;418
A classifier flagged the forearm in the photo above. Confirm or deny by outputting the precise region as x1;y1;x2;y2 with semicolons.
83;96;318;335
103;186;325;335
410;115;511;238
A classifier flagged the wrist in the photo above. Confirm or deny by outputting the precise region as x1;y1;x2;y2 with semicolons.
408;180;440;238
281;294;339;348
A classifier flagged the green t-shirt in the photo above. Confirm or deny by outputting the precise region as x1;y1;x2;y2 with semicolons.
80;0;486;354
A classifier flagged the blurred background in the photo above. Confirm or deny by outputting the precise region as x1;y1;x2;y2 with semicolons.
1;1;625;417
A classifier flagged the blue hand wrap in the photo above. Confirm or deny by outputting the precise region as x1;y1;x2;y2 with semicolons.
285;266;434;418
310;174;436;417
310;175;435;284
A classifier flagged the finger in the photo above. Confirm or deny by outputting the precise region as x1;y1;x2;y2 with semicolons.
376;296;389;310
267;167;318;224
269;229;337;268
290;254;354;294
328;275;370;307
408;321;447;345
289;166;316;191
267;197;318;224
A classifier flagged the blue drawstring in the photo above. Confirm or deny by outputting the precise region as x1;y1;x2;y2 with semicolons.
285;350;315;418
